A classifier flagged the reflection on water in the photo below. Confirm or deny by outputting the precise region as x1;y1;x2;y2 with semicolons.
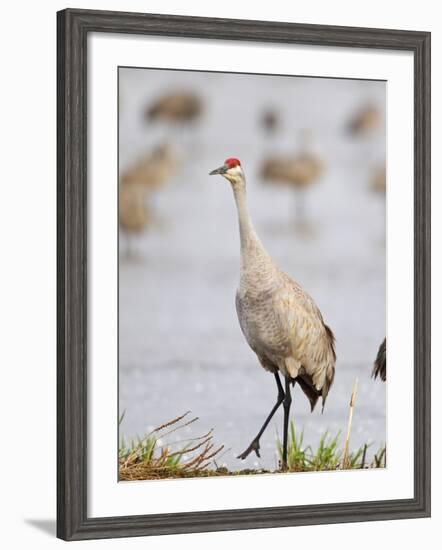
119;68;386;470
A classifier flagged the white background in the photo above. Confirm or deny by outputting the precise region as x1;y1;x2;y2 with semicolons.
0;0;439;548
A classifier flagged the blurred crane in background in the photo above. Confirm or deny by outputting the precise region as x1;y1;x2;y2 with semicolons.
369;163;386;194
145;90;204;139
119;143;178;256
260;108;280;135
347;104;382;136
260;130;324;225
121;143;178;192
119;182;150;257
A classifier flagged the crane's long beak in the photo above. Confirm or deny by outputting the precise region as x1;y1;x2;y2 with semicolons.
209;165;227;176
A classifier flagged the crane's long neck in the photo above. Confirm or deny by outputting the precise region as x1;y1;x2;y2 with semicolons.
232;178;268;264
232;182;254;247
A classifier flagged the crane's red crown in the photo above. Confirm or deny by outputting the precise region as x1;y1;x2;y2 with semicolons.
225;157;241;168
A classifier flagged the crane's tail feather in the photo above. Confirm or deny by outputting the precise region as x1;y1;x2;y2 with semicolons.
297;362;335;414
296;377;320;412
320;323;336;412
372;338;386;382
320;364;335;413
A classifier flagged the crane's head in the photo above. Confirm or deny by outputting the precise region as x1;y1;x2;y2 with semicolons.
209;158;244;185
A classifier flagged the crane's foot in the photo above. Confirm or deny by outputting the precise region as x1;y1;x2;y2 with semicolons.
237;439;261;460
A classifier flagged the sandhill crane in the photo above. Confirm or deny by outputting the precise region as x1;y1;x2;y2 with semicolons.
261;108;279;135
119;181;150;256
260;142;323;224
347;104;381;136
372;338;386;381
121;143;177;192
145;91;203;126
369;164;386;194
368;163;386;245
119;144;177;254
209;158;336;469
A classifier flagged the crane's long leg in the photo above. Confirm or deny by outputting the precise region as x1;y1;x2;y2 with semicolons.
237;373;285;460
282;376;292;470
294;189;306;225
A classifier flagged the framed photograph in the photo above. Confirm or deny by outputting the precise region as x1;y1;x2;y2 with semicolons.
57;8;431;541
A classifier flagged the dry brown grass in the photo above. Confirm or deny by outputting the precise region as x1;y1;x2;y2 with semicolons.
119;411;228;481
119;408;386;482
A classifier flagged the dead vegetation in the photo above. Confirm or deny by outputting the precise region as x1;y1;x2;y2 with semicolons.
119;411;226;481
119;399;386;481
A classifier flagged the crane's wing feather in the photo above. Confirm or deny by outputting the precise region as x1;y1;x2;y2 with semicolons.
273;274;336;409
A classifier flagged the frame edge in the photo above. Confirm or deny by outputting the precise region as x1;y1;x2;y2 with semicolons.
56;8;431;541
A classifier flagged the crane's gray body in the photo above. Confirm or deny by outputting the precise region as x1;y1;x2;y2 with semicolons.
225;164;336;411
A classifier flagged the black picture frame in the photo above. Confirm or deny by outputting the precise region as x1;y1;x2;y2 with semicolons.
57;8;431;541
